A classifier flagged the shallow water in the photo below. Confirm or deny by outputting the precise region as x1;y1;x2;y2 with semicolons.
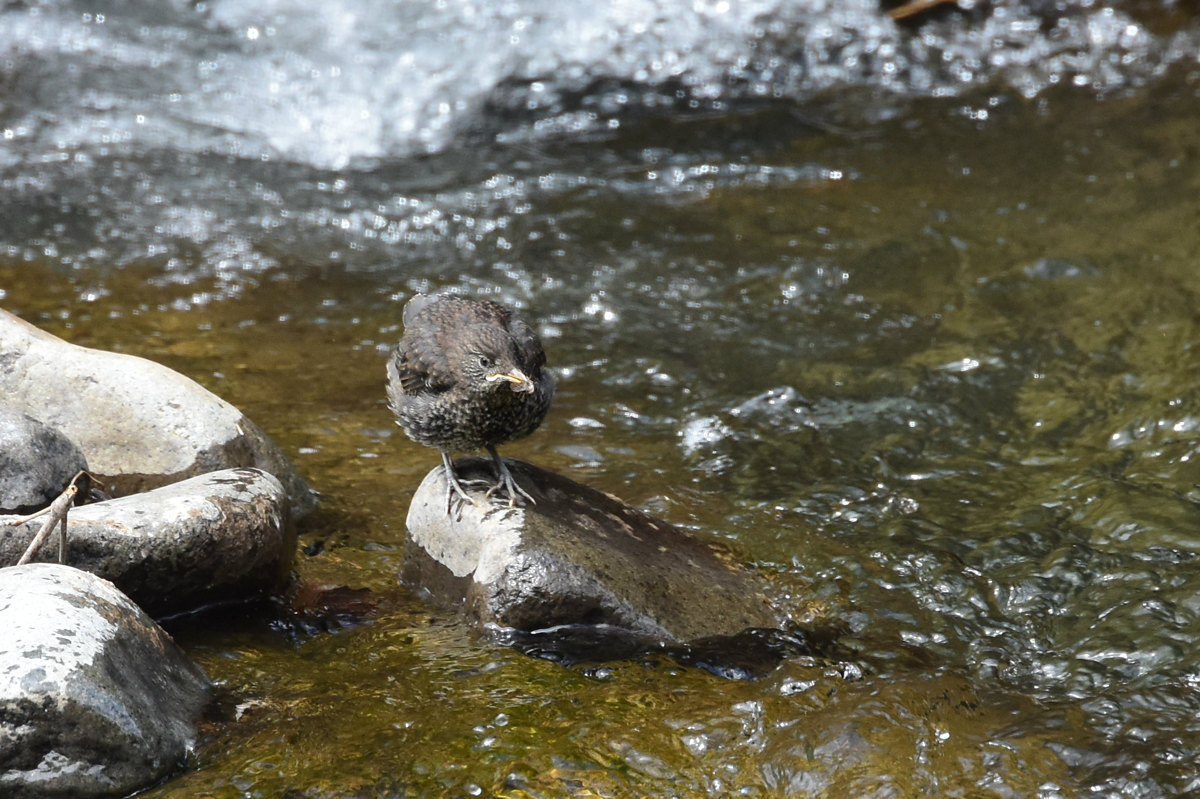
4;0;1200;796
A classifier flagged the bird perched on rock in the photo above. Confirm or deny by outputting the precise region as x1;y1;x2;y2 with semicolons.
386;293;556;512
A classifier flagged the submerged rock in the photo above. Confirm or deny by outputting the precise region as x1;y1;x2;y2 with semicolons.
0;308;315;518
490;623;818;680
0;468;293;616
404;457;782;644
0;408;87;515
0;563;212;799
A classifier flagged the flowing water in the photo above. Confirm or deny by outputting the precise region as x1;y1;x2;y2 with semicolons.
3;0;1200;796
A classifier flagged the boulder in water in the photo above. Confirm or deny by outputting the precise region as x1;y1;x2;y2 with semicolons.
404;457;783;645
0;564;212;799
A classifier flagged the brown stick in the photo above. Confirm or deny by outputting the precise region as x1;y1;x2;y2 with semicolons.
888;0;958;21
11;472;85;565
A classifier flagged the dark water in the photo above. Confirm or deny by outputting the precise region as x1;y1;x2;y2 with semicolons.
4;0;1200;796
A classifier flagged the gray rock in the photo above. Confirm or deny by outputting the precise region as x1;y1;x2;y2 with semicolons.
0;308;315;518
0;563;212;799
0;468;294;616
404;457;782;643
0;408;88;515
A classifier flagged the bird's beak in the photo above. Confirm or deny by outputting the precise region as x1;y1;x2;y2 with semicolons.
487;368;535;394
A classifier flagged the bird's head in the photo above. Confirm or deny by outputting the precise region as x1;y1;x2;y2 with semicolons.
461;329;536;395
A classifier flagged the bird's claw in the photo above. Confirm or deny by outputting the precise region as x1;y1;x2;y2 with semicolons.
483;447;536;508
440;456;481;518
438;450;536;516
484;477;535;508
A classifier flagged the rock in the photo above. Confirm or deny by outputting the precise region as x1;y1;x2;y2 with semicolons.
0;563;212;799
0;308;316;519
489;624;817;680
404;457;783;643
0;408;88;515
0;468;293;616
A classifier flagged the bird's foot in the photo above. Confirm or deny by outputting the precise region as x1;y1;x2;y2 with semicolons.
456;476;495;490
484;475;535;508
484;449;536;508
443;480;477;518
440;453;480;517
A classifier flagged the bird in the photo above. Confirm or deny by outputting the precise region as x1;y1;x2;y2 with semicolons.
386;293;556;513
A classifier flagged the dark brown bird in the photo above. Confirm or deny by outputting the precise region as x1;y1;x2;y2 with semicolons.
386;293;555;512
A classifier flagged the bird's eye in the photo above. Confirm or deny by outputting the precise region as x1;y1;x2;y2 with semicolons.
478;355;492;369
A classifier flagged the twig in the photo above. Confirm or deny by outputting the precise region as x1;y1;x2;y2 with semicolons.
888;0;958;21
10;471;88;566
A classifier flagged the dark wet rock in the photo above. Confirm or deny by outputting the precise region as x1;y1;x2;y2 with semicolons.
0;468;293;616
286;582;380;635
0;308;316;519
0;563;212;799
0;408;87;515
404;457;783;644
491;624;817;680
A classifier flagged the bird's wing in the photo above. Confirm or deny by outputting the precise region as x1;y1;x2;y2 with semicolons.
393;294;463;394
393;348;452;394
392;319;461;395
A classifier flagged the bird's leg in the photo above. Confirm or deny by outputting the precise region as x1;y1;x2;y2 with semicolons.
440;451;477;515
484;446;535;507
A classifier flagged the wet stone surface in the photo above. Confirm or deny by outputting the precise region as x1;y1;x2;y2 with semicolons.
0;308;316;519
0;468;294;617
0;564;212;799
0;407;87;515
404;457;784;644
